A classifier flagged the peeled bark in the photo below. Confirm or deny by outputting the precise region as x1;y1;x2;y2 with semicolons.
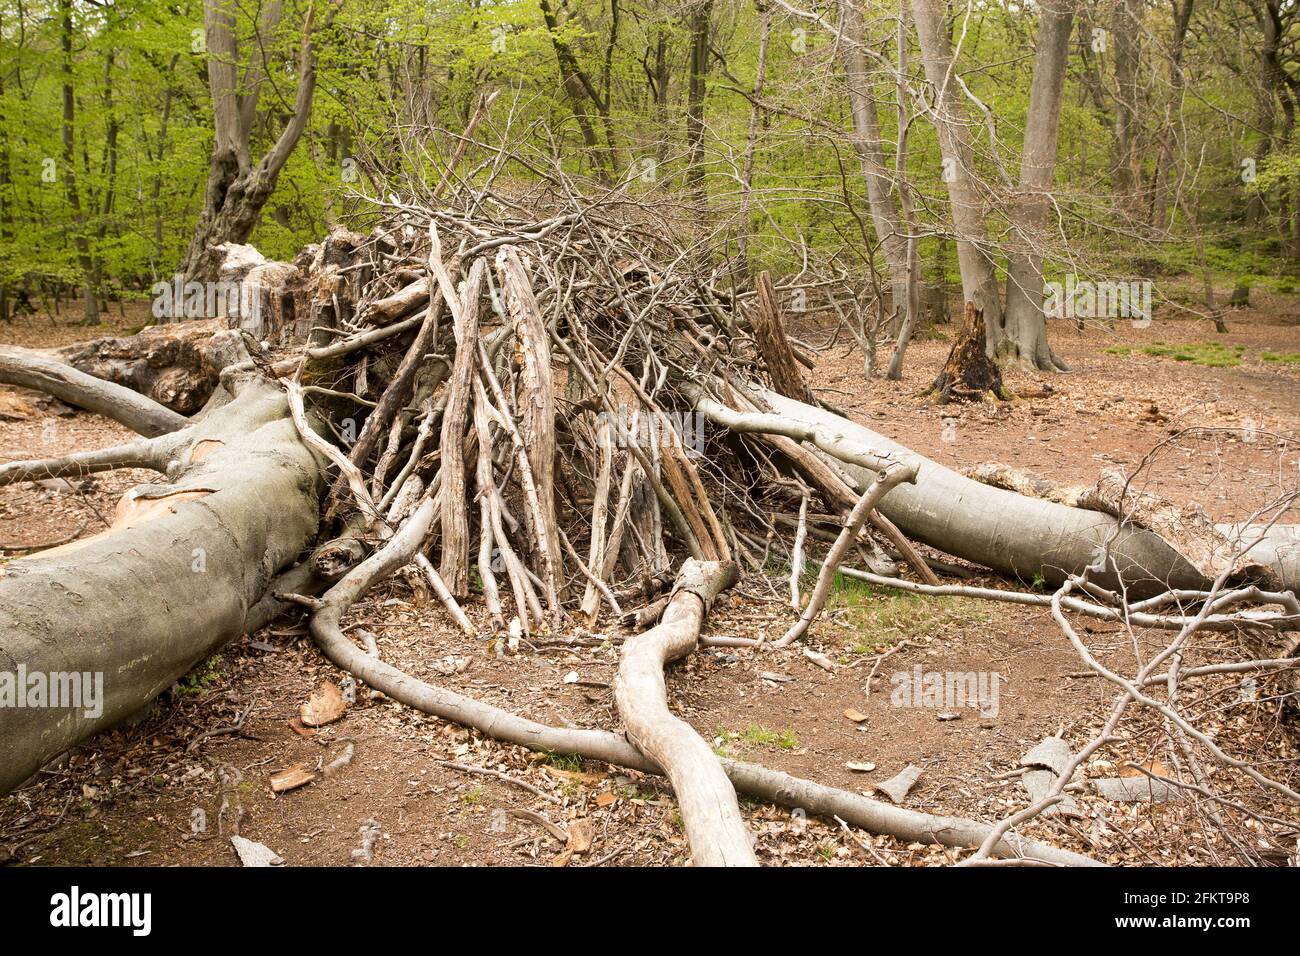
0;379;323;794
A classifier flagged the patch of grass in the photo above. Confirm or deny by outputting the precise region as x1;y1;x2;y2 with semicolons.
1102;345;1132;356
175;654;225;697
461;786;483;806
828;580;989;655
716;724;799;755
536;751;583;773
1138;341;1244;368
1262;351;1300;364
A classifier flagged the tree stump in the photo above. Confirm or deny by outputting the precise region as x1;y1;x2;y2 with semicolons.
752;270;815;405
927;301;1010;404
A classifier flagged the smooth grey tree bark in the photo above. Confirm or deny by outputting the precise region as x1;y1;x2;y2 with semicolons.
1000;0;1075;372
840;0;920;371
0;379;324;794
910;0;1004;337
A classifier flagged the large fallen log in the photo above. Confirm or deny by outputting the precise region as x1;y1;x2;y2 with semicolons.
746;389;1300;594
0;378;323;793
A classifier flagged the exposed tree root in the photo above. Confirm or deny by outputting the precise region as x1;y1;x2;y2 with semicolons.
307;498;1102;866
613;558;753;866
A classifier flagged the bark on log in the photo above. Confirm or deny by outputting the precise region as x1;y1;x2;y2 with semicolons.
0;379;323;793
0;346;190;437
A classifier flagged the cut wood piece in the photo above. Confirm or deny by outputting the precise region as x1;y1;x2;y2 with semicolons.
875;765;923;804
614;559;752;866
752;270;814;404
230;836;285;866
1019;736;1072;777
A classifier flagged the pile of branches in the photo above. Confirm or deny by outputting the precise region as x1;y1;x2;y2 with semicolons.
4;153;1300;865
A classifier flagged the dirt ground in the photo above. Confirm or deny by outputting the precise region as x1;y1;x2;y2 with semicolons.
2;296;1299;868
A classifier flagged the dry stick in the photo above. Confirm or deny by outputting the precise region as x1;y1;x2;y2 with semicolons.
473;376;542;632
330;255;455;520
614;559;755;866
580;416;615;623
413;553;476;637
0;435;173;487
835;565;1300;634
432;88;501;198
306;495;1100;867
436;759;560;805
437;257;487;597
283;379;382;523
496;248;564;626
758;428;939;584
689;387;897;473
774;462;917;647
559;527;623;617
791;494;809;611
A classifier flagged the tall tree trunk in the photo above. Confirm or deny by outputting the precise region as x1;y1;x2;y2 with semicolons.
1111;0;1142;208
1148;0;1193;233
839;0;920;378
686;0;714;203
1001;0;1074;372
179;0;330;283
736;0;770;275
910;0;1004;340
59;0;98;325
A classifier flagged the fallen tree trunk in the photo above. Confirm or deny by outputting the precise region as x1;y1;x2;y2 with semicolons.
748;389;1300;593
0;378;323;793
0;346;190;437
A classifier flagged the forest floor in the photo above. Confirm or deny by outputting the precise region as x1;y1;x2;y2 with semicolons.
2;292;1300;868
